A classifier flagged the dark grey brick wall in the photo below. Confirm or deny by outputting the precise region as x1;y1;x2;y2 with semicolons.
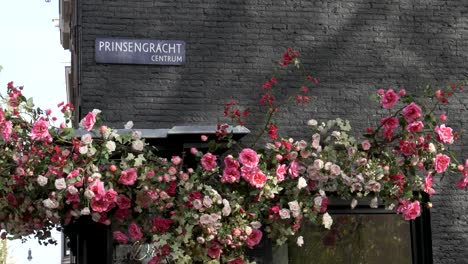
77;0;468;263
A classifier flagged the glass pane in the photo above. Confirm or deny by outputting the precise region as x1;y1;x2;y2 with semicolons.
287;214;412;264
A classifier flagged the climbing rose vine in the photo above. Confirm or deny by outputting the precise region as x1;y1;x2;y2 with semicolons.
0;49;466;263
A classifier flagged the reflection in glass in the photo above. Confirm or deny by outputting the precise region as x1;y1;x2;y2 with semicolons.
287;214;412;264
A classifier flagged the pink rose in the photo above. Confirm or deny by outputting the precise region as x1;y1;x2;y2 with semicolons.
434;124;454;144
361;140;371;151
246;229;263;249
227;258;244;264
224;155;239;168
31;120;52;142
424;174;435;196
402;102;422;122
380;88;400;109
434;154;450;173
119;168;138;185
171;156;182;166
104;189;117;203
381;116;399;130
406;121;424;133
80;111;97;131
113;231;129;244
89;178;105;197
1;121;12;142
397;200;420;220
91;197;112;213
128;222;143;241
222;167;241;183
207;242;222;259
201;153;217;171
239;148;259;168
456;176;468;189
276;164;287;181
399;140;416;156
249;169;267;188
288;160;299;178
116;194;131;209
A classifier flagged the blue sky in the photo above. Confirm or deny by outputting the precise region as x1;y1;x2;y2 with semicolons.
0;1;69;263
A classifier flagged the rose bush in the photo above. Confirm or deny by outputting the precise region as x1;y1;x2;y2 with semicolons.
0;49;466;263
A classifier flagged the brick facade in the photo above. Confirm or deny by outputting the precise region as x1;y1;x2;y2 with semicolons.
70;1;468;262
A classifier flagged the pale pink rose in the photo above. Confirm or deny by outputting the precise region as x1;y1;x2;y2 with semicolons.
329;164;341;177
361;140;371;151
128;222;143;241
276;164;287;182
434;154;450;173
288;160;299;178
201;135;208;141
31;120;52;142
246;229;262;249
239;148;259;168
113;231;129;244
201;153;217;171
402;103;422;122
171;156;182;166
380;89;400;109
80;111;97;131
279;208;290;219
434;124;454;144
397;200;420;220
249;169;267;188
119;168;138;185
1;121;12;142
221;167;240;183
424;174;435;196
406;121;424;133
240;166;254;181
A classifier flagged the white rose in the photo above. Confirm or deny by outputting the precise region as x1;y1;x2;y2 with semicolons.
279;209;291;219
81;133;93;145
37;175;48;186
297;177;307;189
84;189;95;199
250;221;262;229
67;186;78;195
296;236;304;247
132;140;144;151
370;197;379;208
351;198;358;209
331;131;341;138
42;198;59;209
197;237;205;244
322;212;333;229
324;162;332;171
54;178;67;190
124;121;134;129
79;145;88;154
91;173;102;179
244;226;252;236
87;147;96;157
313;159;324;170
80;207;90;215
307;119;318;126
132;130;142;139
106;141;116;152
222;199;231;216
428;143;436;153
92;109;101;115
288;201;301;217
203;197;213;208
314;196;323;207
